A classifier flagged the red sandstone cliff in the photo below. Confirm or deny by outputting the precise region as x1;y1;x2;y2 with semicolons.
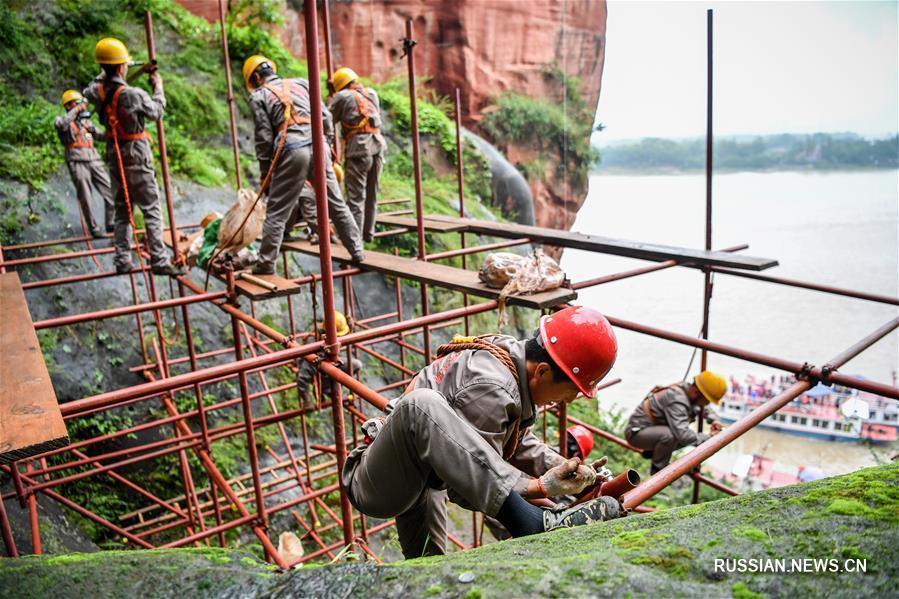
179;0;606;233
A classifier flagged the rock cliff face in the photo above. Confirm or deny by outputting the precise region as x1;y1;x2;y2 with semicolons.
177;0;607;234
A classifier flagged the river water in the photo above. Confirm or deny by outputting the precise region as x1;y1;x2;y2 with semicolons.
561;170;898;476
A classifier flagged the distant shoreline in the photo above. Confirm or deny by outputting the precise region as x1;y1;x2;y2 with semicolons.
591;165;899;176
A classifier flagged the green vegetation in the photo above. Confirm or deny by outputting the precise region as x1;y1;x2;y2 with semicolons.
2;463;896;597
483;65;601;188
600;133;899;172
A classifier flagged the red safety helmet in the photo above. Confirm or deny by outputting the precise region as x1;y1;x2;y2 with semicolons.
567;425;594;459
539;305;617;398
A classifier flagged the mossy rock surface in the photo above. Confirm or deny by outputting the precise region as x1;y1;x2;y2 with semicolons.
2;462;896;598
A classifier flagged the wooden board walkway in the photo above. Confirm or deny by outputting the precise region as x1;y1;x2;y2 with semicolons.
0;273;68;463
163;229;301;300
422;216;778;271
283;240;577;309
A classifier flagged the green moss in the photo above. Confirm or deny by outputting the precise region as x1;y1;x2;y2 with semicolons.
731;581;765;599
424;583;443;596
732;526;768;542
463;590;482;599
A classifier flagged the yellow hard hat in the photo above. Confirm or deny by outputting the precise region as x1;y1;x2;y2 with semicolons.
694;370;727;404
333;162;344;185
331;67;358;92
95;37;132;65
242;55;276;91
319;310;350;337
61;89;84;106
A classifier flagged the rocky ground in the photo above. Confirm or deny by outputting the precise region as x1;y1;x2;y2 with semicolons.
2;462;896;598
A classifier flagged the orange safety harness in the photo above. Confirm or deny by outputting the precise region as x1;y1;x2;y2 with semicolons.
641;382;683;425
341;87;381;146
435;335;527;460
203;79;298;289
100;81;178;345
65;119;94;150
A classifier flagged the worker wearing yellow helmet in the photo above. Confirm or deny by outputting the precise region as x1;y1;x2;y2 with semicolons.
81;37;185;276
54;89;114;238
241;55;364;272
625;370;727;474
327;66;388;243
295;311;362;407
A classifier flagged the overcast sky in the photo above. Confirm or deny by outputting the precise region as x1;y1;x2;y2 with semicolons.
593;1;898;142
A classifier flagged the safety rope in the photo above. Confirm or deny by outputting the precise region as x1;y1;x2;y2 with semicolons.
106;83;178;346
435;334;523;459
203;80;295;290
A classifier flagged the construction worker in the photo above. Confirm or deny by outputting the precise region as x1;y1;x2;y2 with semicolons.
342;306;623;559
54;90;114;238
82;38;184;276
625;371;727;474
295;310;362;408
242;55;364;274
328;67;387;243
566;425;594;460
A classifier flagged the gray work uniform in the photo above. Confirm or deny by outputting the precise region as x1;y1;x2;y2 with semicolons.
625;383;719;472
250;75;363;269
83;74;169;270
294;171;363;252
341;335;565;558
54;108;114;236
328;86;387;242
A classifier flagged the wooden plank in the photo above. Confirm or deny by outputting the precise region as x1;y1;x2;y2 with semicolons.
0;273;68;464
283;241;577;309
426;216;779;271
376;214;468;233
162;229;301;300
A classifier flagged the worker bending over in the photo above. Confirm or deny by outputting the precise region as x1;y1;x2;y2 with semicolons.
83;38;184;276
242;55;364;274
328;67;387;243
625;370;726;474
342;306;623;559
55;90;114;238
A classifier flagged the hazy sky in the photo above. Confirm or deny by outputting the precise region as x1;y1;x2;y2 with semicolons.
594;1;898;141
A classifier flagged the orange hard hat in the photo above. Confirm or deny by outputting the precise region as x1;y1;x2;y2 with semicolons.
539;305;617;398
566;425;594;459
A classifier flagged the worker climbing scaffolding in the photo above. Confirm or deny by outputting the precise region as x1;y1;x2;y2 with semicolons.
242;55;364;275
82;37;184;276
341;305;624;558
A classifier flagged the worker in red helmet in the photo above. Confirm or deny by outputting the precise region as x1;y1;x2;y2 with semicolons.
566;425;594;460
341;305;622;559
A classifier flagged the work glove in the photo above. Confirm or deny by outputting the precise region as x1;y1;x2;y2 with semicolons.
537;457;597;498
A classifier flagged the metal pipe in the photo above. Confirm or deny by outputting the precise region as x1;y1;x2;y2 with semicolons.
622;316;899;508
403;18;431;365
144;11;180;260
303;0;354;549
454;87;472;337
0;246;116;268
708;267;899;306
605;314;899;399
426;238;531;262
694;7;715;505
231;311;267;527
217;0;242;188
0;493;19;557
33;291;224;329
572;244;748;290
61;299;497;420
691;471;738;496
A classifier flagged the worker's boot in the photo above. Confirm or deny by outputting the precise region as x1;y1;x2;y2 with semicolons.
152;263;187;277
542;496;622;532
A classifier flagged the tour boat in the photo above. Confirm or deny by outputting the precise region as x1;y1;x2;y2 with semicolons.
717;374;898;443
